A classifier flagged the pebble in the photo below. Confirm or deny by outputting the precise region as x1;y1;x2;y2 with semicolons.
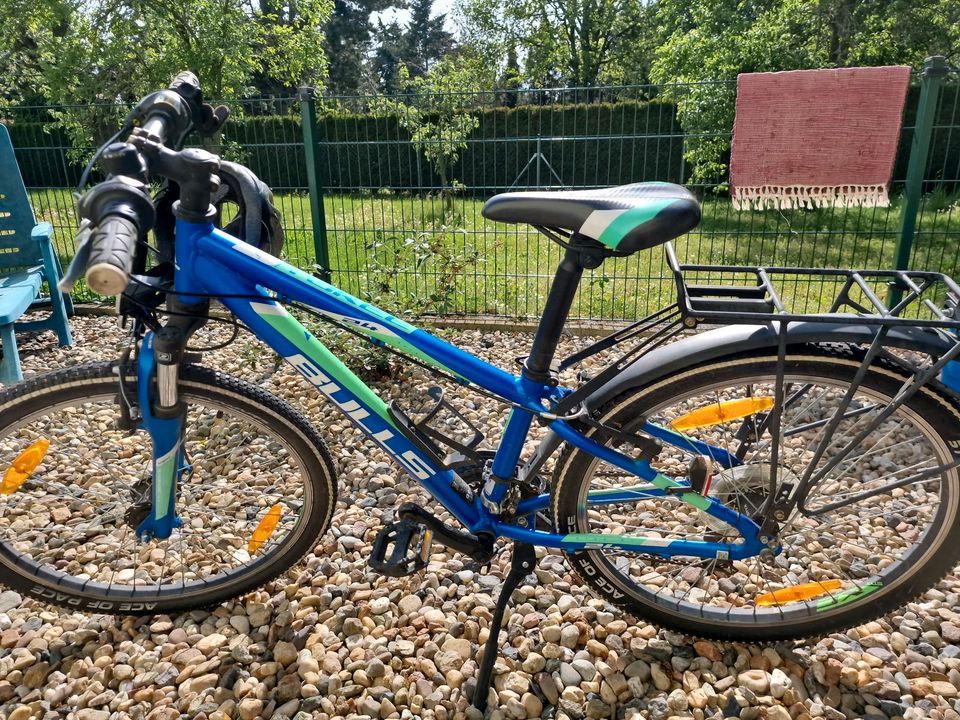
651;663;672;691
441;636;472;660
738;669;770;694
522;653;546;673
273;640;297;666
229;615;251;635
0;591;21;613
560;662;581;687
525;676;552;710
668;687;689;711
560;625;580;648
770;667;790;698
694;640;722;661
196;633;226;654
238;698;264;720
399;594;423;615
572;658;597;681
522;692;543;718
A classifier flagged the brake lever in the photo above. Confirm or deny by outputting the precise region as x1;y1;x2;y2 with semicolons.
57;220;94;293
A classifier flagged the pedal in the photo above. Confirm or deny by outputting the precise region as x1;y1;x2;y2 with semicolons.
368;520;434;577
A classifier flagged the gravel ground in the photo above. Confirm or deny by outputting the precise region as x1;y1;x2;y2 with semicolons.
1;314;960;720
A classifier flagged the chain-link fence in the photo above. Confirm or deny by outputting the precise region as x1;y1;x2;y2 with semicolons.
5;61;959;322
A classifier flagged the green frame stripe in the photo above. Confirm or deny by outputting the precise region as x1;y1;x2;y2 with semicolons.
563;532;670;547
258;304;396;424
153;449;178;519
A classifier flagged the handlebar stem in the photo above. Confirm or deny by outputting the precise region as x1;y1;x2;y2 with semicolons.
130;136;220;222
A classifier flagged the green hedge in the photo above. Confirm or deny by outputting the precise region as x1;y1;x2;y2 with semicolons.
224;99;686;193
894;84;960;189
7;122;85;187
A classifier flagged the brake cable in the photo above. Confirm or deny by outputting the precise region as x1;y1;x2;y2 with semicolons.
75;123;133;194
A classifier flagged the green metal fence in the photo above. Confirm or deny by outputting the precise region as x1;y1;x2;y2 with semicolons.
5;60;959;322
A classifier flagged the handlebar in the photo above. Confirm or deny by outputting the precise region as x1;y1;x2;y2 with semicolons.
75;72;227;296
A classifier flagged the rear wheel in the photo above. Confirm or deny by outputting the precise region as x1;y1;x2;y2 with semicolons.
552;347;960;640
0;362;336;614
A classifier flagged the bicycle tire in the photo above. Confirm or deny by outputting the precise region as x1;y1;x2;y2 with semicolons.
552;345;960;640
0;361;336;614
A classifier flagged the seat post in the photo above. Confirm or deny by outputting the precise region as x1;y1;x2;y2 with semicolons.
524;245;589;383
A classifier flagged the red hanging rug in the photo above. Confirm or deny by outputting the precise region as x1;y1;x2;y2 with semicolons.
730;66;912;210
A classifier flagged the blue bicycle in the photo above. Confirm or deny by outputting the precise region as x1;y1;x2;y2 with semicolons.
3;75;960;704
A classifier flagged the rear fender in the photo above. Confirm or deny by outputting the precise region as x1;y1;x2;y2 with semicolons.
584;321;956;412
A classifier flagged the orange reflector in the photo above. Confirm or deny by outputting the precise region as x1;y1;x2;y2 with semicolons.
756;579;843;607
671;397;775;431
419;528;434;562
248;504;283;554
1;439;50;495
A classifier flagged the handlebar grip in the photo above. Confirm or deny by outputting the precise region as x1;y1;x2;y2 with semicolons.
85;215;139;295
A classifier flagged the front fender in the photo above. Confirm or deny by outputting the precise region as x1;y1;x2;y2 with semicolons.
584;321;955;412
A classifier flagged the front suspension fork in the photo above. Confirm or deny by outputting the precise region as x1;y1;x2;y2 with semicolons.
135;328;188;541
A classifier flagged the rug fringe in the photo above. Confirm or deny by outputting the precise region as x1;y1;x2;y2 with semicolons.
731;184;889;210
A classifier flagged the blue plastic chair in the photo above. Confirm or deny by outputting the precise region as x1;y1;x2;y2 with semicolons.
0;123;73;383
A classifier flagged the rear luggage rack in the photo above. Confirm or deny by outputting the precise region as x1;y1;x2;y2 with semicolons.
665;242;960;332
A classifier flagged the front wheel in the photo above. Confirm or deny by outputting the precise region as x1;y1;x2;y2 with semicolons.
552;346;960;640
0;362;336;614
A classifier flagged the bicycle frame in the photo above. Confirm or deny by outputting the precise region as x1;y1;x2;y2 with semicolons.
135;216;764;562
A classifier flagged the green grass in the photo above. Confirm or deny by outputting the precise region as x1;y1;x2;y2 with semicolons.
29;188;960;321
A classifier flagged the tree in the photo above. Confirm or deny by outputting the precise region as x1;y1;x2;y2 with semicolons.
12;0;332;103
374;54;485;209
372;20;409;94
498;46;522;107
0;1;73;105
371;0;454;93
402;0;453;79
0;0;332;158
651;0;960;184
454;0;654;89
323;0;395;96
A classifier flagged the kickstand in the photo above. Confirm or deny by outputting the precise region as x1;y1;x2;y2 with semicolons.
472;541;537;713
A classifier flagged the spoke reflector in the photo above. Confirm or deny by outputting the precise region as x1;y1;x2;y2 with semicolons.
248;504;283;553
671;397;775;431
2;439;50;494
756;579;842;606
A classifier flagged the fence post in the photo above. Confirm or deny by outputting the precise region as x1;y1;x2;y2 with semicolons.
889;56;948;304
298;86;331;281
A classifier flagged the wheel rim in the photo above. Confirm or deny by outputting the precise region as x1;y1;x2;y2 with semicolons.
568;366;958;627
0;379;315;603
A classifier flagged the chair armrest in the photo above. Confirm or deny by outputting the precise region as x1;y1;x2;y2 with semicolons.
31;222;54;243
32;222;64;280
